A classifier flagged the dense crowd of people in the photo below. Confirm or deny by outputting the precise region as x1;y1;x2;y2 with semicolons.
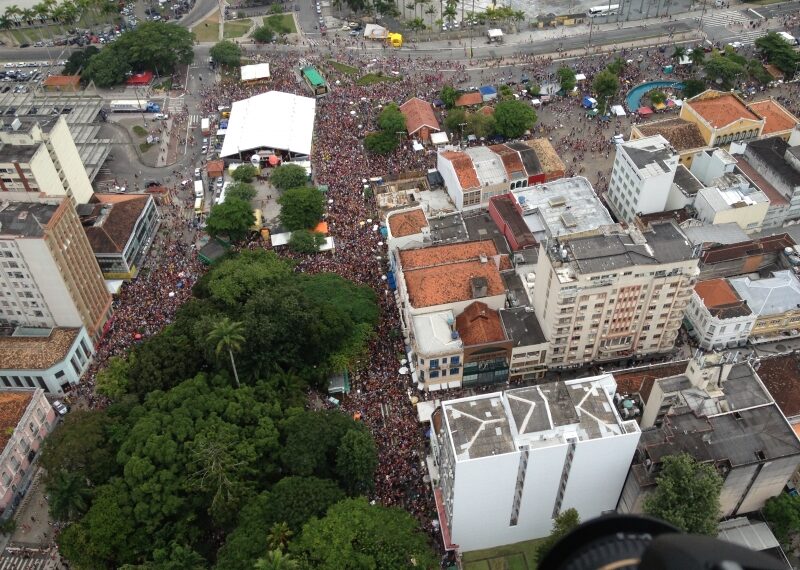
61;30;800;563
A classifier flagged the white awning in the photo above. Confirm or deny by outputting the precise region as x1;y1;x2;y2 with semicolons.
105;279;124;294
240;63;270;81
575;73;587;81
364;23;388;39
610;104;626;116
487;28;503;38
430;131;449;145
220;91;317;158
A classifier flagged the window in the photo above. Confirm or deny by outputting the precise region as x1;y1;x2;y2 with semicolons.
0;472;9;486
430;370;439;378
429;359;439;369
9;456;19;471
451;356;460;364
54;370;65;379
450;368;459;375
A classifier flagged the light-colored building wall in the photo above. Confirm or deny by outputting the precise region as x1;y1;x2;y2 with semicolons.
0;329;94;394
0;389;57;512
437;154;467;211
693;188;768;232
28;145;61;195
508;342;548;381
685;292;754;350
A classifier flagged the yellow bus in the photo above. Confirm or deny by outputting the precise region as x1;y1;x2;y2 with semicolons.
251;208;263;231
194;197;203;214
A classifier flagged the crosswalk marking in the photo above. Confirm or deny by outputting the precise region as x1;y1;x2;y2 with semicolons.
0;551;60;570
189;114;200;126
702;9;750;27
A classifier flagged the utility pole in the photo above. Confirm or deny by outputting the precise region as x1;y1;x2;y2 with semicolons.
697;0;706;30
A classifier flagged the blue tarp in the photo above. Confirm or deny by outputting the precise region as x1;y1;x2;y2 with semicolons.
479;85;497;95
582;96;597;109
387;271;397;291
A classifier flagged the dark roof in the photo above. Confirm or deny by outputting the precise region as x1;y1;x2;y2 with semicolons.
0;201;58;238
82;195;149;254
0;144;39;163
500;307;547;347
634;118;707;152
745;136;800;188
490;194;536;250
700;233;795;264
506;141;542;177
756;353;800;419
672;164;704;196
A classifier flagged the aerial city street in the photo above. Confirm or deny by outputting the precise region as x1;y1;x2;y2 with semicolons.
0;0;798;567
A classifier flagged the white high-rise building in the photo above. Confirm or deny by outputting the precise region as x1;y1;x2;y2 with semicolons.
607;135;679;223
430;375;641;552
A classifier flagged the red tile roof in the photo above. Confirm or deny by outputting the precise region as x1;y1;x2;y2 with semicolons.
455;301;507;345
399;241;507;308
440;150;480;190
0;328;79;370
694;279;739;308
400;97;440;136
42;75;80;88
688;92;761;129
206;160;225;178
756;353;800;418
748;99;799;135
490;144;525;178
478;105;495;116
614;362;690;403
455;92;483;107
388;208;428;238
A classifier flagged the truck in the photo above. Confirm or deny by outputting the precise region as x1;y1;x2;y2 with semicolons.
201;117;211;136
777;31;798;46
109;100;161;113
194;180;204;199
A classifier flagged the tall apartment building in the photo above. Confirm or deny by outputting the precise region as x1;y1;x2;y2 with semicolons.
0;198;112;338
533;221;698;369
0;115;93;204
606;135;679;223
430;375;641;552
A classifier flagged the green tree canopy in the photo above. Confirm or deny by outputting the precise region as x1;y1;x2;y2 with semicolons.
226;182;257;202
95;355;131;400
682;77;706;99
755;31;800;75
467;110;496;139
364;131;398;154
535;508;580;563
48;469;93;522
377;103;407;135
704;54;745;88
643;454;722;535
62;45;99;75
335;429;378;496
763;493;800;547
689;46;706;67
556;66;577;93
493;99;536;139
198;249;294;307
206;197;256;242
278;187;325;231
232;164;258;183
252;24;275;43
440;85;459;108
288;229;326;254
592;69;620;114
443;107;467;134
290;498;436;569
270;164;308;191
125;325;202;396
649;90;667;105
210;40;242;67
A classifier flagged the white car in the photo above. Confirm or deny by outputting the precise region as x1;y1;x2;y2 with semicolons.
216;177;224;188
194;168;202;178
154;113;168;119
52;400;68;416
201;145;208;153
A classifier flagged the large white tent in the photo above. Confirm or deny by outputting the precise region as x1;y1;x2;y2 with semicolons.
220;91;317;158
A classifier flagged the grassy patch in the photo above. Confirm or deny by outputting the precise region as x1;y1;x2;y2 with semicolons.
132;125;148;137
153;78;172;90
139;142;155;153
263;13;296;34
328;59;359;76
462;537;545;570
223;18;252;39
192;12;220;42
356;72;401;86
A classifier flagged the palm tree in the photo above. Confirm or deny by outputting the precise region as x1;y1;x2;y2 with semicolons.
425;4;435;26
21;8;35;26
0;15;13;32
207;318;246;388
4;5;22;26
48;471;92;521
689;46;706;67
267;522;293;552
254;550;298;570
33;2;50;24
671;45;687;63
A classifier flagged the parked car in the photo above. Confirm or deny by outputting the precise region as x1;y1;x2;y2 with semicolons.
52;400;69;416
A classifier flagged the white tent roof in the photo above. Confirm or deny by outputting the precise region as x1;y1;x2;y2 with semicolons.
430;131;449;144
610;104;626;116
240;63;270;82
364;23;388;39
220;91;316;158
488;28;503;38
575;73;587;81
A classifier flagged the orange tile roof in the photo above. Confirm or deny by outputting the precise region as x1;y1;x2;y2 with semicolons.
490;144;525;178
400;97;440;136
440;150;480;190
478;105;495;116
748;99;800;135
42;75;80;88
688;93;761;129
206;159;225;177
455;92;483;107
389;208;428;238
404;260;505;308
399;240;500;270
400;241;506;308
694;279;739;308
0;328;80;370
455;301;507;345
0;392;34;452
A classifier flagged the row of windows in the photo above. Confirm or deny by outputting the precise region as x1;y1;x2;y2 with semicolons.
0;375;49;391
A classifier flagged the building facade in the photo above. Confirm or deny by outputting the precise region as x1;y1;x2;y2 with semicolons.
618;357;800;518
680;90;765;147
606;135;680;223
729;270;800;342
0;389;58;516
533;221;698;369
0;198;112;339
0;115;93;204
431;376;640;552
686;279;755;350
